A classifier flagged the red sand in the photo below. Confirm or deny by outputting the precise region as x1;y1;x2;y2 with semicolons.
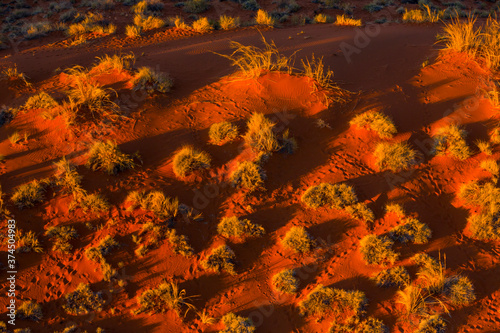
1;21;500;333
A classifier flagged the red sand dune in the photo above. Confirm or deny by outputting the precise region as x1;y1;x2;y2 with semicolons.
1;18;500;333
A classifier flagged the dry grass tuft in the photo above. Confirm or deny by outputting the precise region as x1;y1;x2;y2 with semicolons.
172;146;211;178
281;226;315;253
335;14;362;26
350;110;397;139
374;141;416;172
359;234;399;266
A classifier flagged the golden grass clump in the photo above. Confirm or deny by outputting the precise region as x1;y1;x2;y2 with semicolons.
396;285;427;316
209;121;238;145
11;179;49;209
230;161;266;192
85;141;136;175
192;17;213;33
243;113;280;152
220;313;256;333
218;36;294;78
389;217;432;244
219;15;241;30
301;182;358;209
371;266;410;287
172;146;211;178
63;283;104;315
132;66;173;94
299;284;367;317
359;234;399;266
217;216;265;238
125;190;179;219
433;124;471;160
480;159;499;179
93;54;135;73
385;202;406;217
134;281;195;316
202;245;237;275
350;110;397;139
313;13;333;23
255;9;276;26
402;5;444;23
476;139;493;155
281;226;315;253
24;92;58;111
440;16;500;70
65;66;118;119
374;141;416;172
334;14;362;26
134;14;165;31
67;13;116;37
126;25;142;38
272;269;299;293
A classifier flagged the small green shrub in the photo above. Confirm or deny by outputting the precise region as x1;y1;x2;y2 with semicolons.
230;161;266;192
415;315;447;333
63;283;104;315
433;124;471;160
132;66;173;94
24;92;57;110
281;226;315;253
221;313;255;333
11;179;49;209
172;146;211;178
350;111;397;139
134;281;195;316
126;190;179;219
243;113;280;153
22;22;52;40
217;216;265;238
219;15;241;30
374;141;416;172
443;275;475;305
301;183;357;209
299;285;367;317
372;266;410;288
183;0;210;13
389;217;432;244
86;141;136;175
272;269;299;293
359;234;399;266
209;121;238;145
202;245;237;275
17;301;43;321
